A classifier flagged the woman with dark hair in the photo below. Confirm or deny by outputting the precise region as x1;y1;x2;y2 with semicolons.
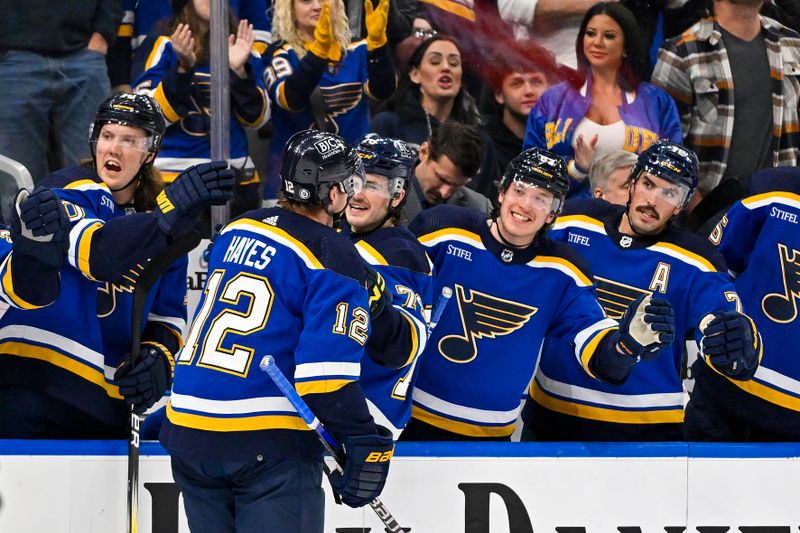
370;34;498;198
523;2;681;198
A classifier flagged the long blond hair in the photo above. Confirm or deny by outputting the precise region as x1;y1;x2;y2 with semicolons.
271;0;351;59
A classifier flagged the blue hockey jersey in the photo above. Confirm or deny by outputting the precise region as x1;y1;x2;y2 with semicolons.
161;207;377;460
134;34;270;182
706;170;800;416
408;206;618;438
0;167;181;425
527;200;741;427
352;226;434;438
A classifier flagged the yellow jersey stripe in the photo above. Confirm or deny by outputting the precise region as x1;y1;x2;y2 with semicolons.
411;405;515;437
296;378;352;395
553;214;606;231
0;341;123;399
533;255;593;286
145;36;170;70
417;227;483;246
153;83;181;123
742;191;800;209
166;403;310;432
1;257;45;310
77;221;103;281
418;0;476;21
578;327;616;379
651;242;716;272
355;240;389;266
729;376;800;412
530;381;685;424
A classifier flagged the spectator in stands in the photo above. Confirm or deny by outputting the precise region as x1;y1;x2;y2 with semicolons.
345;0;418;47
370;34;498;198
0;93;234;438
399;121;492;225
133;0;269;220
588;149;637;204
108;0;272;94
652;0;800;220
0;0;121;184
263;0;395;199
524;3;682;199
484;39;560;199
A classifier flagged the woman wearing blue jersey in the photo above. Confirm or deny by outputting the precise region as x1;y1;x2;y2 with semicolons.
523;3;682;199
133;0;270;218
346;134;434;439
0;93;235;438
263;0;396;198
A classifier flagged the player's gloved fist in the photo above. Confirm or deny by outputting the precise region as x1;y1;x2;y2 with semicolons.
616;294;675;362
156;161;235;235
364;0;389;50
10;187;70;269
115;341;174;414
700;311;760;380
308;1;341;62
328;425;394;508
364;265;392;318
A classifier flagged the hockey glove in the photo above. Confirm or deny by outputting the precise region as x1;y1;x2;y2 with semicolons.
307;1;341;62
10;187;70;269
328;425;394;508
155;161;235;236
364;0;389;50
364;265;392;319
616;294;675;361
115;341;174;414
700;311;761;381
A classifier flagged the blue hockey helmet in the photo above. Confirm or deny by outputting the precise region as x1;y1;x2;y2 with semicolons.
630;140;699;208
90;93;166;155
355;134;416;200
280;130;365;206
499;147;570;216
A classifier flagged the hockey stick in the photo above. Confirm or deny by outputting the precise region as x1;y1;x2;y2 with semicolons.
127;230;201;533
258;355;404;533
428;286;452;332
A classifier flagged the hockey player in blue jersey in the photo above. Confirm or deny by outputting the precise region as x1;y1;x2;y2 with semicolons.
263;0;396;197
0;93;235;438
161;130;394;532
520;139;763;442
685;167;800;441
346;134;434;438
401;147;677;441
0;187;70;311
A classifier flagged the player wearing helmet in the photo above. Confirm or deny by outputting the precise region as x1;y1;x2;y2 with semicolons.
401;147;677;441
521;139;762;442
344;134;434;439
0;93;235;438
161;130;394;532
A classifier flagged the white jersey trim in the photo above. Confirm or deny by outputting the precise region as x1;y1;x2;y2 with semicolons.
755;365;800;397
170;392;296;415
412;387;520;425
573;317;618;362
536;369;684;409
294;361;361;380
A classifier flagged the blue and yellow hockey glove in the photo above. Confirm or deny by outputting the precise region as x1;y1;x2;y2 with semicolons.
700;311;761;381
328;425;394;508
155;161;235;236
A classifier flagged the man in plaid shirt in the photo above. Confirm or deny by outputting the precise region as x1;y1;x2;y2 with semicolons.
652;0;800;208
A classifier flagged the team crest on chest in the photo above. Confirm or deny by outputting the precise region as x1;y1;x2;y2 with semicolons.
762;243;800;323
438;284;538;363
97;264;145;317
594;276;651;319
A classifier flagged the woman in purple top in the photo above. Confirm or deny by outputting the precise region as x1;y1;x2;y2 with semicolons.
524;2;681;198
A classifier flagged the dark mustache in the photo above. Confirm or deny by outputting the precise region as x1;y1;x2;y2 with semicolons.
636;206;659;220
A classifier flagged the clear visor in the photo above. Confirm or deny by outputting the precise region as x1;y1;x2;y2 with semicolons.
360;174;404;199
508;179;562;214
92;129;152;153
634;175;690;208
338;165;366;198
